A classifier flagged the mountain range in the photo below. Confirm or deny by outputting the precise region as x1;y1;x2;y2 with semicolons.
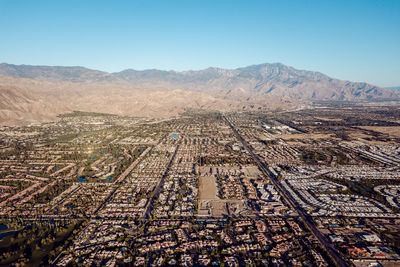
0;62;398;125
386;86;400;91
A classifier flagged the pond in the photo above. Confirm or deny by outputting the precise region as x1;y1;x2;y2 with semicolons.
78;177;87;182
0;224;8;231
0;230;18;241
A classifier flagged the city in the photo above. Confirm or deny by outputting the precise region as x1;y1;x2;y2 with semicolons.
1;104;400;266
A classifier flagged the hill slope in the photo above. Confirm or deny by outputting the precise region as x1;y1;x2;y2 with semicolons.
1;62;398;101
0;75;295;125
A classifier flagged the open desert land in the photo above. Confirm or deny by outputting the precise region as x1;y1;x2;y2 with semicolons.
198;176;219;201
240;165;260;178
358;126;400;138
279;133;334;141
198;176;228;216
314;117;343;122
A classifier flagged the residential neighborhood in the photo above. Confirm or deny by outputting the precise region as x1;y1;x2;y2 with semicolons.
1;106;400;266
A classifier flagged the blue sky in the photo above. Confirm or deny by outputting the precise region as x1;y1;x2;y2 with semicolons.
0;0;399;86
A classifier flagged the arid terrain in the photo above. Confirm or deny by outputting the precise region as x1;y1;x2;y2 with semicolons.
0;74;297;126
1;62;399;126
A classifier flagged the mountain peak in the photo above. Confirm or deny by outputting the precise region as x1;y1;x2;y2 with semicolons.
0;62;398;101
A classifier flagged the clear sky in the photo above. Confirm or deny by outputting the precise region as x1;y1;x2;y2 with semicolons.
0;0;399;87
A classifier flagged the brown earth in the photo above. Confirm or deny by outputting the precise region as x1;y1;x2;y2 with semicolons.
358;126;400;138
0;75;300;125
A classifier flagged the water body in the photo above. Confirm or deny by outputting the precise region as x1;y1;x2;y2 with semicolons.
103;177;112;181
78;177;87;183
170;134;179;138
0;230;18;241
0;224;33;241
0;224;8;231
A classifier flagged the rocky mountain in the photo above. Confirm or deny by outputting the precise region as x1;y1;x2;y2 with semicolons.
1;62;398;101
0;62;398;125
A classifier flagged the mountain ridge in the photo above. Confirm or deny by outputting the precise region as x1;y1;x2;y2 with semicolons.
1;62;397;101
0;62;399;125
386;86;400;91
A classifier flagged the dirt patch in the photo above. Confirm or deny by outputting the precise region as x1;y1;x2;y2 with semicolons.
358;126;400;138
315;117;343;122
197;165;257;217
241;166;260;177
199;176;219;201
279;133;333;140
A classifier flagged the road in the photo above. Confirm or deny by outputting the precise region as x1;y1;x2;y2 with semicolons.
143;141;181;219
114;146;153;183
224;115;348;267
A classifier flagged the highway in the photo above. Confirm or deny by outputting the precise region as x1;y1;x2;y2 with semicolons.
224;115;348;267
143;141;181;219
